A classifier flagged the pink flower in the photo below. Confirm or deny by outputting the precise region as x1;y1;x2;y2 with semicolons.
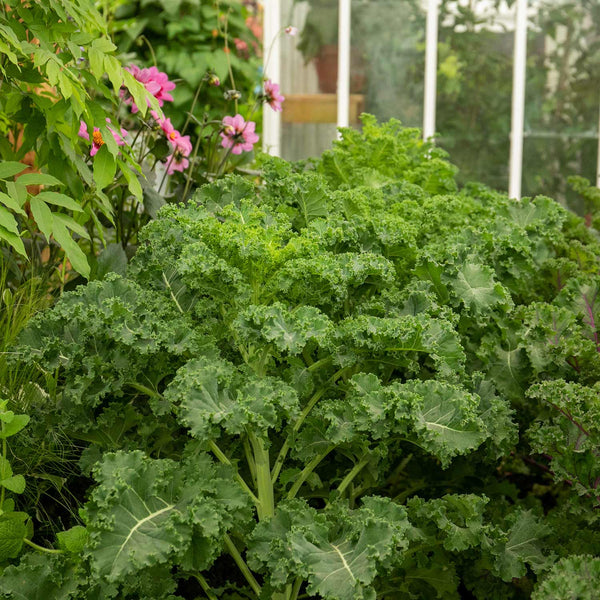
264;80;285;112
173;134;192;156
165;153;189;175
121;65;176;113
163;129;192;176
285;26;298;36
159;117;179;143
220;114;259;155
78;119;127;156
234;38;249;56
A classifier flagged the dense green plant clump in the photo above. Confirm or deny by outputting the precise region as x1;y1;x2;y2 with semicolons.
2;116;600;598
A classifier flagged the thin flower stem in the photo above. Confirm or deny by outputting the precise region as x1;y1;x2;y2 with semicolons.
181;81;206;137
139;35;158;68
23;538;63;555
223;533;262;599
182;126;205;200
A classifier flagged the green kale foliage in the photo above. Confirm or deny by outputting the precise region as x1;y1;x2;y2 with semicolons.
4;115;600;598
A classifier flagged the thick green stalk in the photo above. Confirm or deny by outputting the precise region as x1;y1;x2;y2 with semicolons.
248;431;274;521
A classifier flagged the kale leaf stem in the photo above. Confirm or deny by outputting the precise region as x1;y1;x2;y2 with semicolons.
208;440;259;506
223;533;262;599
287;445;335;500
336;455;371;497
272;367;348;484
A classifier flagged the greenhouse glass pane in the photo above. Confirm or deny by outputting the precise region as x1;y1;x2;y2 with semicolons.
279;0;340;160
351;0;425;129
435;0;515;192
522;1;600;213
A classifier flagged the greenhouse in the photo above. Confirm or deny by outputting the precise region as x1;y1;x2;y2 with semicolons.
0;0;599;598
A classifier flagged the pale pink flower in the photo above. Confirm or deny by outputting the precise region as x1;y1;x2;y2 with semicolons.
164;131;192;176
165;153;189;175
78;119;127;156
264;80;285;112
121;65;176;113
285;26;298;36
173;134;192;156
220;114;259;154
159;117;180;144
234;38;249;56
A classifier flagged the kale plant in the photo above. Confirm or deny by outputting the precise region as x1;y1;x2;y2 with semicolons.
3;115;600;599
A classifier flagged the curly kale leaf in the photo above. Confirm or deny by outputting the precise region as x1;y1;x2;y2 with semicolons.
166;355;299;440
233;302;333;356
249;496;412;599
532;555;600;600
527;380;600;497
84;450;251;582
318;374;490;467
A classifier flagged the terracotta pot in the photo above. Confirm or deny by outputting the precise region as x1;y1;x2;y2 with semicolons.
313;44;366;94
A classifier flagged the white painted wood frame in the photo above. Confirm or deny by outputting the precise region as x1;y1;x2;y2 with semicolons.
508;0;528;199
423;0;439;141
337;0;351;135
262;0;281;156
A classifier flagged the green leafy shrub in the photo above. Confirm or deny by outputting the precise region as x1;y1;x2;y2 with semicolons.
0;0;157;280
3;115;600;598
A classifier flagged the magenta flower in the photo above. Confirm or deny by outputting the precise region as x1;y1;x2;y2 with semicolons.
78;119;127;157
121;65;176;113
264;80;285;112
220;114;259;155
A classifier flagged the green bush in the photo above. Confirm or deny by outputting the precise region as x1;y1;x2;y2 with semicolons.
2;115;600;598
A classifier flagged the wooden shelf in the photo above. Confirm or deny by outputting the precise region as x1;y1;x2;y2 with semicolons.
282;93;365;124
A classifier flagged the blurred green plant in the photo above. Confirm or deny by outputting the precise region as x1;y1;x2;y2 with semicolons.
0;0;157;281
107;0;263;129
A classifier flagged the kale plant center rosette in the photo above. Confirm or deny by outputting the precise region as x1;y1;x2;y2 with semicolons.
3;116;600;599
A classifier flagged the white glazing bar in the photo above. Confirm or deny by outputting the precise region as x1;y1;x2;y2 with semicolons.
597;98;600;187
508;0;528;199
262;0;281;156
423;0;438;141
337;0;351;136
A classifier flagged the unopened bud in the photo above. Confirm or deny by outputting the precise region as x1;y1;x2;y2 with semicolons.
224;89;242;101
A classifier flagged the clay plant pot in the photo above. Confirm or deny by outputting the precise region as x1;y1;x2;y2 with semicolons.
313;44;366;94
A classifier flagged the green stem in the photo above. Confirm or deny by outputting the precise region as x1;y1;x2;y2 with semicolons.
192;573;219;600
287;445;335;500
289;576;303;600
224;533;261;599
243;436;257;487
128;382;162;399
0;427;5;509
181;81;206;137
23;538;63;554
336;455;370;497
248;431;274;521
208;440;260;506
272;367;347;484
271;389;325;484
